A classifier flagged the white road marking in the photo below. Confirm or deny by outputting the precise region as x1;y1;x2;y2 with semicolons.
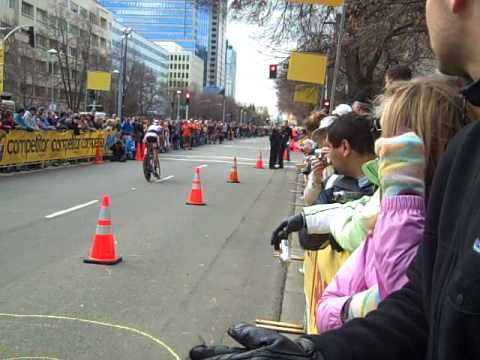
197;164;209;169
160;157;296;169
45;200;99;219
160;154;257;162
155;175;175;183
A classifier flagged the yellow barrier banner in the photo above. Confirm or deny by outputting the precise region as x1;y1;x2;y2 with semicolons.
0;130;117;166
288;52;327;85
87;71;112;91
289;0;344;6
294;85;319;104
303;250;318;335
304;247;351;334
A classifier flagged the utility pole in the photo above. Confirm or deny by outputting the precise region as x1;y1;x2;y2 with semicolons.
117;28;132;120
329;4;347;115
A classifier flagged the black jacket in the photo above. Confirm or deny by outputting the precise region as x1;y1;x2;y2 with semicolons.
304;119;480;360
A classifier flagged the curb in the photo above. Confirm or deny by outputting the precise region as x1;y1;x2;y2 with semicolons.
279;171;306;337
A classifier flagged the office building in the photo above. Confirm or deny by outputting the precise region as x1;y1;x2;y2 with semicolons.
99;0;228;90
158;42;204;94
225;40;237;98
206;0;227;89
99;1;210;73
1;0;113;109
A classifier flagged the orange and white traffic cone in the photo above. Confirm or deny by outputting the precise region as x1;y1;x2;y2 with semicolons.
135;143;142;161
227;157;240;183
255;151;264;169
186;167;206;206
95;143;102;165
283;148;289;162
84;195;122;265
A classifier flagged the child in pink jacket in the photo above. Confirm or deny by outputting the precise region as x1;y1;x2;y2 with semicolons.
316;132;425;331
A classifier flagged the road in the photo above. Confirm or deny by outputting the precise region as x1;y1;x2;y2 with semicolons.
0;137;299;359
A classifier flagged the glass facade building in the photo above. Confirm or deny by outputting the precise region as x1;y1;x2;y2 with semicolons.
99;0;210;69
225;41;237;98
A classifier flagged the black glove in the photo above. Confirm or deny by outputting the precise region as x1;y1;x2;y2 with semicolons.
270;213;305;250
189;323;322;360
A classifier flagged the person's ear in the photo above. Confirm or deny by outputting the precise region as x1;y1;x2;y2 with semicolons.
451;0;466;13
341;139;351;157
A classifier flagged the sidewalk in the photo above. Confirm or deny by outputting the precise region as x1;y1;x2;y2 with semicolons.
279;171;306;335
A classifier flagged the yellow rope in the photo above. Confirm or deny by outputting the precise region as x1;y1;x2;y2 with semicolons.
0;313;180;360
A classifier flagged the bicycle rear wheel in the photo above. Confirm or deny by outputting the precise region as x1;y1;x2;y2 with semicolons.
143;151;152;182
154;154;161;179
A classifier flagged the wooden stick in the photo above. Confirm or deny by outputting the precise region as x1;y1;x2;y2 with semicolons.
272;254;304;261
256;319;304;330
256;323;305;335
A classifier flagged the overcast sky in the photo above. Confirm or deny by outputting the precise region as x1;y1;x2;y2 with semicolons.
226;21;281;117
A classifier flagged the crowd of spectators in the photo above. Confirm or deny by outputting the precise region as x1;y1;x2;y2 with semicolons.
190;45;480;358
0;103;267;171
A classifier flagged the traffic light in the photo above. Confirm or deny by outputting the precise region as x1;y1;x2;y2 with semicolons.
269;64;278;79
185;91;191;105
26;26;35;48
322;99;331;110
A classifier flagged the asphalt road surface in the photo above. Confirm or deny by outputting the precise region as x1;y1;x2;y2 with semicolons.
0;137;299;359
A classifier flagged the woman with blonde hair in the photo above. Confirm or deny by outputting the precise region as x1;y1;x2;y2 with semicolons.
315;75;475;332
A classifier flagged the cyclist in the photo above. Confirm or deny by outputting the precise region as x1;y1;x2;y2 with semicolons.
143;119;163;178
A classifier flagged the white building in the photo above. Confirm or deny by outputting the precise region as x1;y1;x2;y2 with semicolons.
157;41;204;95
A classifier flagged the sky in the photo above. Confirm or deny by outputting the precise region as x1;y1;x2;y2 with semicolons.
226;22;282;118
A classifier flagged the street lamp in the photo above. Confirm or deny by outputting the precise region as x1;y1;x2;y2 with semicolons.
176;89;182;121
47;48;58;110
117;27;133;120
112;69;119;115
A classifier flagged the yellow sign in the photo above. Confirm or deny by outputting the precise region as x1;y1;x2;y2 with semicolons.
289;0;344;5
294;85;319;104
87;71;112;91
288;52;327;85
0;130;116;166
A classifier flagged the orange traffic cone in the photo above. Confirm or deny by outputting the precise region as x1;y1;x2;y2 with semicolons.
186;167;206;206
84;195;122;265
135;143;142;161
283;148;289;161
142;143;147;161
255;151;264;169
95;143;102;165
227;157;240;183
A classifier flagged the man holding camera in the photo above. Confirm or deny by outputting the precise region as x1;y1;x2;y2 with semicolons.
271;113;378;252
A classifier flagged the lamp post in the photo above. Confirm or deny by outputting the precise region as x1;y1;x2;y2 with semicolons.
112;69;119;115
176;89;182;121
118;27;132;120
47;48;58;110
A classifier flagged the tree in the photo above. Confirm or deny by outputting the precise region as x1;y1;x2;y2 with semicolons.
4;38;48;108
122;59;166;116
46;2;109;112
231;0;434;104
2;16;49;108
